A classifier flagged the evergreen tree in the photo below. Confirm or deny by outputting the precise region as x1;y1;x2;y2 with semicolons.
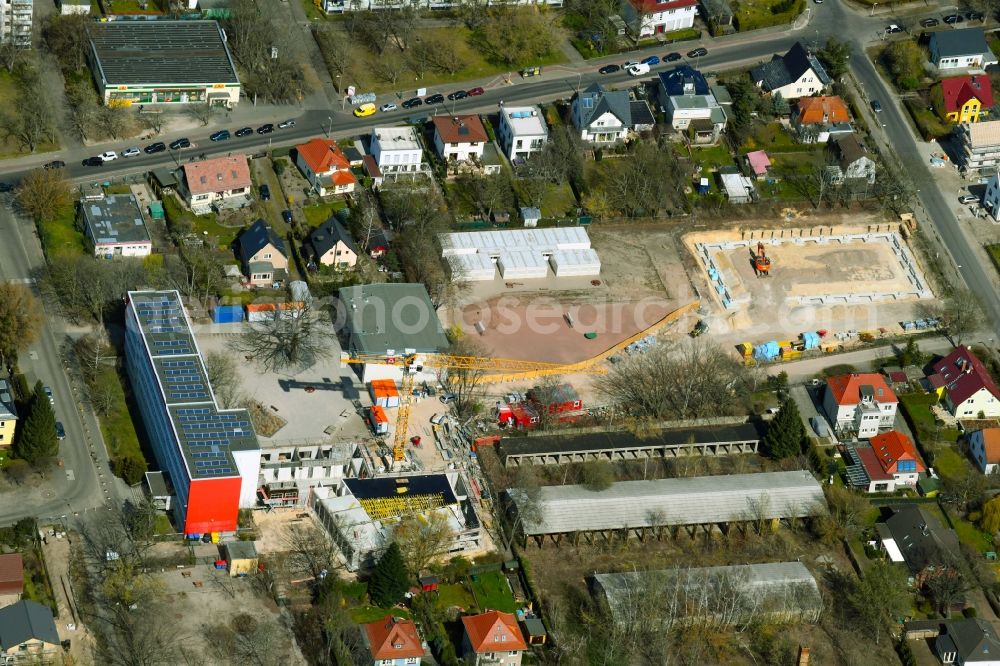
368;542;409;608
764;398;807;460
13;381;58;463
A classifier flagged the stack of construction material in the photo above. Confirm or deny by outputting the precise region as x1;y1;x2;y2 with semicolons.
753;341;780;362
801;332;821;350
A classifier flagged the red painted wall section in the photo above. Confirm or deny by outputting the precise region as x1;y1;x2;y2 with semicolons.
184;477;241;535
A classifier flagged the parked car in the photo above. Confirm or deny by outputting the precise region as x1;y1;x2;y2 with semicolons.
402;97;423;109
641;55;660;66
691;320;709;337
44;386;53;405
447;90;468;100
282;209;293;223
467;86;485;96
966;10;984;20
960;194;980;204
599;64;621;74
353;103;377;118
943;13;963;23
259;184;271;201
424;93;445;104
0;183;13;192
439;393;457;404
870;99;883;112
665;52;682;62
210;130;231;141
98;151;118;162
169;138;191;150
257;123;274;134
82;157;104;167
379;102;397;112
627;63;651;76
623;60;640;68
885;23;903;33
278;119;296;129
920;17;939;27
120;147;141;157
55;422;65;440
687;47;708;57
144;141;166;154
235;127;253;137
43;160;65;169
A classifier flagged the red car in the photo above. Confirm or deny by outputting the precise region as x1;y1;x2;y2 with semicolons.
467;87;485;96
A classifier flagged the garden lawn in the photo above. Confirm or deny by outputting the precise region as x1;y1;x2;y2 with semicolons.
987;244;1000;276
38;204;86;258
302;200;348;227
539;183;578;219
436;582;475;610
469;571;517;613
350;606;411;623
692;144;735;172
899;393;961;446
951;514;994;553
933;446;969;482
95;366;145;467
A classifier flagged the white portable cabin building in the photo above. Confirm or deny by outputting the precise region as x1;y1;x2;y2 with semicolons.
498;251;548;279
549;249;601;277
447;254;496;281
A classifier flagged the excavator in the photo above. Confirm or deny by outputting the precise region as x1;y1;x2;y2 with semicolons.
341;351;606;464
754;241;771;277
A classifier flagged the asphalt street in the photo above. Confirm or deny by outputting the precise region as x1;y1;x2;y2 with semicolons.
0;203;113;526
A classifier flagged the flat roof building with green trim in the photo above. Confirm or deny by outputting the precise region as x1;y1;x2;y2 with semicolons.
87;20;240;108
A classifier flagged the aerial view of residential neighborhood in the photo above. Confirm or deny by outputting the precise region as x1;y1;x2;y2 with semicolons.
7;0;1000;664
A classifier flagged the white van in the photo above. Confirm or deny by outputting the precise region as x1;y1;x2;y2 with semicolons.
627;63;650;77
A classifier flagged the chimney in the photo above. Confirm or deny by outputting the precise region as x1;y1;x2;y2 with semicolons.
798;646;811;666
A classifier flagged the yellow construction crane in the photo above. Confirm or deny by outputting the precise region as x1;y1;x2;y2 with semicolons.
340;351;607;464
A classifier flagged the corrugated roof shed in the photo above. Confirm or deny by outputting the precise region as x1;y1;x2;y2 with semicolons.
593;561;823;625
511;470;824;535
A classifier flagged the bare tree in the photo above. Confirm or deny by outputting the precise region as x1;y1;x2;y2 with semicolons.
444;336;488;419
229;300;332;373
284;522;341;581
14;167;71;222
939;288;985;346
392;511;454;573
185;103;216;127
0;64;56;153
204;351;243;408
370;48;407;86
313;27;351;85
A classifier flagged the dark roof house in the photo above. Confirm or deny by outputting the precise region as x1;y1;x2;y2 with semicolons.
237;219;286;267
576;83;632;126
0;600;60;650
936;618;1000;664
750;42;831;95
877;505;960;575
659;65;710;97
308;217;359;263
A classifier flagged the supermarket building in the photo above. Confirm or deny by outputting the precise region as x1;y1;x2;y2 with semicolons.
87;20;240;108
125;291;259;536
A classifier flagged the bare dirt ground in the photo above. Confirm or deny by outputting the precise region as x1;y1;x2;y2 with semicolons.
151;542;306;664
251;507;319;555
41;532;94;664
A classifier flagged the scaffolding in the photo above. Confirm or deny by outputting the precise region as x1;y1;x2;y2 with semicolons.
358;493;447;521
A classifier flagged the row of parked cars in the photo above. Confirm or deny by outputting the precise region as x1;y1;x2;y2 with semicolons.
81;120;297;166
598;47;709;76
353;87;487;117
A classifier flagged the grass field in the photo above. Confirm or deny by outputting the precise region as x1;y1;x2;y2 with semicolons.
469;570;517;613
538;182;577;219
317;26;567;96
95;365;147;477
933;446;968;482
987;244;1000;277
0;72;59;158
436;582;475;610
350;605;411;623
899;393;961;447
38;204;86;259
691;144;735;173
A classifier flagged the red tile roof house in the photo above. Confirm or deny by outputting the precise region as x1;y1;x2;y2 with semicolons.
294;138;358;197
462;611;528;666
180;154;252;215
932;346;1000;418
432;115;489;165
360;615;425;666
620;0;698;38
846;431;925;493
821;373;898;438
969;427;1000;474
0;553;23;608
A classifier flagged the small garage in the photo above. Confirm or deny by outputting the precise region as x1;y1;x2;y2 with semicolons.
223;541;258;577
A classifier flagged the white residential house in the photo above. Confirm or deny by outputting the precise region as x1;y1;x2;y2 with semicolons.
498;106;548;161
821;373;898;438
620;0;697;37
931;345;1000;418
984;169;1000;219
180;154;252;215
431;114;489;163
369;126;429;176
750;41;831;100
571;83;655;144
929;28;999;71
294;137;358;197
657;66;727;142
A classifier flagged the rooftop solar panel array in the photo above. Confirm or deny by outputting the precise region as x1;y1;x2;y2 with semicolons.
88;21;240;87
129;291;258;480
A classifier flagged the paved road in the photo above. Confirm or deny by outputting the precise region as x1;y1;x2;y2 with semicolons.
778;335;956;381
0;204;114;526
